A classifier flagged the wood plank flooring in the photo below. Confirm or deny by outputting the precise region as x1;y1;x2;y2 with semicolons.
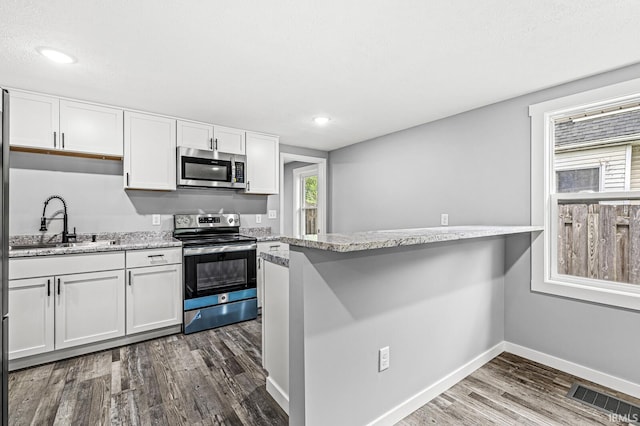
10;323;640;425
8;317;288;425
399;352;640;425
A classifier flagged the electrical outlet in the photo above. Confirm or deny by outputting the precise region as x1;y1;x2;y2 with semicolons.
152;214;161;226
268;210;277;219
256;214;262;224
379;346;390;372
440;213;449;226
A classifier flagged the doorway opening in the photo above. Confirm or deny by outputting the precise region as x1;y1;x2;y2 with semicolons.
279;153;326;236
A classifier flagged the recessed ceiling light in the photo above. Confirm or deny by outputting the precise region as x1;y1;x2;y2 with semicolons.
313;116;331;126
36;47;76;64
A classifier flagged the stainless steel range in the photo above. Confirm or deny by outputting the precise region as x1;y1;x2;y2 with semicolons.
174;213;257;334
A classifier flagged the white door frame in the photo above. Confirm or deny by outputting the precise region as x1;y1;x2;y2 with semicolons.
279;153;327;236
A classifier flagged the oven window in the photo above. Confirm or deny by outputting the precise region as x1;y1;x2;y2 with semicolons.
196;258;247;292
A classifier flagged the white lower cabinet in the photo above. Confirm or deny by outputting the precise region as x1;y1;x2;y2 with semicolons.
7;250;182;362
126;263;182;335
55;270;126;349
263;260;290;413
8;277;54;359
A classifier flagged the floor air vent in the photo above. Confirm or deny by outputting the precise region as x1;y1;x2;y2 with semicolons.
568;383;640;425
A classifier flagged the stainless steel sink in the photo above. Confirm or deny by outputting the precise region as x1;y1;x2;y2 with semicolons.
9;240;118;250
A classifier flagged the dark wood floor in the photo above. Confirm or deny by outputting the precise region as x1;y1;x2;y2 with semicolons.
399;352;640;425
8;317;288;425
10;323;640;425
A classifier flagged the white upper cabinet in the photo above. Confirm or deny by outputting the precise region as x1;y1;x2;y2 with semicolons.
9;90;123;157
176;119;214;151
59;100;124;156
9;91;59;150
214;125;245;155
124;111;177;191
246;132;279;194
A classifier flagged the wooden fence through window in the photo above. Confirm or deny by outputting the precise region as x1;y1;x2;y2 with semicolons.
558;203;640;284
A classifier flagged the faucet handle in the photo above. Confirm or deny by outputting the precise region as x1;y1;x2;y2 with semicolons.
39;217;48;232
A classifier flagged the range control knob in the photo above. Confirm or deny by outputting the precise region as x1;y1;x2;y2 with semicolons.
228;217;233;224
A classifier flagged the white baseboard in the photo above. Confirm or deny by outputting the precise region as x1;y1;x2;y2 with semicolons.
367;342;505;426
366;341;640;426
266;376;290;415
504;341;640;400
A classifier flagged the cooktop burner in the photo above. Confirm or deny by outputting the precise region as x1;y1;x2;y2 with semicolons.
173;213;256;246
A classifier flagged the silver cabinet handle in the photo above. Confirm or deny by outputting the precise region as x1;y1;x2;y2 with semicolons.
214;138;218;150
61;132;65;149
128;270;132;286
126;172;129;187
147;254;165;258
47;279;51;297
247;181;250;191
210;137;214;150
57;278;61;295
53;131;57;148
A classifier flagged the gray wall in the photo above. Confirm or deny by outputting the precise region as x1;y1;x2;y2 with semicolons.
289;238;505;425
329;63;640;384
9;143;327;238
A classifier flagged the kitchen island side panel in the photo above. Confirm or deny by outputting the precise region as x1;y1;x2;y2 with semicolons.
289;237;505;426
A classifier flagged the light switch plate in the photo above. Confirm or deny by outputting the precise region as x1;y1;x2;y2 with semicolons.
256;214;262;224
152;214;161;226
440;213;449;226
268;210;277;219
379;346;390;371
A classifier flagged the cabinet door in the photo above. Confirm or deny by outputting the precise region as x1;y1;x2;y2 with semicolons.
8;277;55;359
59;100;124;156
9;91;59;149
55;270;125;349
177;120;213;151
126;264;182;335
246;132;279;194
214;125;245;155
124;111;176;190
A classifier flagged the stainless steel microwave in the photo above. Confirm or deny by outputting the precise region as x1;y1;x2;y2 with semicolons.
177;147;246;189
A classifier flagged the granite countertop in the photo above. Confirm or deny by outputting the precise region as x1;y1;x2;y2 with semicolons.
9;231;182;258
280;225;543;253
240;227;280;242
261;250;289;268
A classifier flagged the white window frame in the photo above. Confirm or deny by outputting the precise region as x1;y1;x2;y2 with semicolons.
530;77;640;311
293;164;319;236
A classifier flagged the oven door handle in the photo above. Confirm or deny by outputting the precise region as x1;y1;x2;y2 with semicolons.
183;243;257;256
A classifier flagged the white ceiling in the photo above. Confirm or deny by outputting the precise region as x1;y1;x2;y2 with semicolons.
1;1;640;151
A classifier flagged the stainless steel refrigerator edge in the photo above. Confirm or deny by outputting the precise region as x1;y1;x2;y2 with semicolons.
0;88;9;425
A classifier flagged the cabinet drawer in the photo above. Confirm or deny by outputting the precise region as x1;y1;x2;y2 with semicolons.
126;248;182;268
9;252;125;280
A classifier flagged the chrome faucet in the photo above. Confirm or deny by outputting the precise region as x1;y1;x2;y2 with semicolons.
40;195;76;243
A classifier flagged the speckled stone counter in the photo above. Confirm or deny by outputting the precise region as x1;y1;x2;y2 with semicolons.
240;226;281;242
9;231;181;258
260;249;289;268
281;225;543;253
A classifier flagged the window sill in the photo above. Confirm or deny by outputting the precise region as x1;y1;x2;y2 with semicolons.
532;276;640;311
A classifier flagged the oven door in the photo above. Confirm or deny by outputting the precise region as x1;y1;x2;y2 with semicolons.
183;243;257;300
